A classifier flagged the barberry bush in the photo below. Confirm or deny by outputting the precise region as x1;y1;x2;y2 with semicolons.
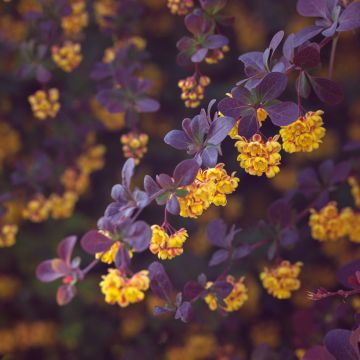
0;0;360;358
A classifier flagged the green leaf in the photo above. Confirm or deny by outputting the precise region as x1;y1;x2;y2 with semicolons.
175;189;189;197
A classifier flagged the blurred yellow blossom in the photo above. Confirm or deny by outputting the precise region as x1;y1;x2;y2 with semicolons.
48;191;78;219
51;41;82;72
22;194;50;223
90;97;125;131
0;121;21;167
0;275;20;300
260;261;302;299
167;0;193;15
0;224;18;248
178;75;210;108
150;225;188;260
61;0;88;36
349;176;360;208
121;131;149;165
28;88;60;120
205;45;229;64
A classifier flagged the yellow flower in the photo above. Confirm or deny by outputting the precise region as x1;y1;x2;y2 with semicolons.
260;260;302;299
93;0;118;29
48;191;78;219
76;144;106;174
178;75;210;108
95;241;121;264
100;269;149;307
228;119;240;139
204;275;248;312
28;88;60;120
0;224;18;248
256;107;268;125
280;110;325;153
342;208;360;243
205;45;229;64
61;167;90;195
349;176;360;208
150;225;188;260
235;134;281;178
121;132;149;165
22;194;51;223
178;163;239;218
0;122;21;166
61;0;88;36
167;0;193;15
51;41;82;72
90;97;125;131
309;202;350;242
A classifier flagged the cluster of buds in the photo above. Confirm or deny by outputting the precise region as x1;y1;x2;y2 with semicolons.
260;261;303;299
235;134;282;178
22;194;51;223
150;225;188;260
120;131;149;165
178;163;239;218
100;269;149;307
0;224;18;248
61;0;89;36
205;45;230;64
28;88;60;120
51;41;82;72
205;276;248;312
167;0;194;15
178;75;210;108
280;110;326;153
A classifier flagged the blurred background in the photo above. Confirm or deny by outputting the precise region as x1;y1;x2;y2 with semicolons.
0;0;360;358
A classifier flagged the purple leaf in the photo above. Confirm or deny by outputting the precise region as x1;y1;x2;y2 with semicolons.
173;159;199;186
238;111;258;138
96;89;124;113
266;101;299;126
257;72;288;103
136;98;160;113
309;76;344;105
166;196;180;215
175;301;193;322
303;346;335;360
191;48;208;63
232;244;252;259
144;175;161;196
207;219;228;248
279;228;299;247
336;259;360;289
217;97;245;119
80;230;114;254
283;34;295;61
125;221;151;252
338;3;360;32
297;167;322;197
57;236;77;264
56;285;77;306
238;51;264;73
133;190;149;208
177;36;195;51
294;43;321;69
209;249;229;266
324;329;358;360
121;158;135;189
293;25;323;47
184;13;208;35
267;199;292;227
207;116;236;145
164;130;190;150
36;65;51;83
268;30;284;60
332;160;351;184
319;159;334;185
153;306;172;316
211;280;233;299
296;0;328;18
201;146;218;168
183;281;204;300
156;174;174;189
36;259;67;282
111;184;128;201
205;34;228;49
296;72;311;98
149;262;173;301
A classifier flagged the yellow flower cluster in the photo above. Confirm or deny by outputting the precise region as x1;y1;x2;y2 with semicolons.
228;119;240;139
76;143;106;174
95;241;121;264
235;134;282;178
90;97;125;131
167;0;194;15
100;269;149;307
309;202;352;242
178;163;239;218
205;45;229;64
178;75;210;108
150;225;188;260
102;36;146;63
61;168;90;195
48;191;78;219
280;110;325;153
28;88;60;120
93;0;117;28
260;261;302;299
256;107;268;125
349;177;360;208
22;194;51;223
345;209;360;243
61;0;88;36
51;41;82;72
205;276;248;312
120;132;149;165
0;224;18;248
0;122;20;167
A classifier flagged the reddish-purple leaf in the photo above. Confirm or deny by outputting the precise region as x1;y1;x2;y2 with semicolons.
144;175;161;196
183;281;204;300
232;244;252;259
211;280;233;299
238;111;258;138
266;101;299;126
336;259;360;289
184;13;207;35
207;116;236;145
125;221;151;252
57;236;77;264
164;130;190;150
309;76;344;105
297;167;322;197
209;249;229;266
156;174;174;189
296;72;311;98
293;25;323;47
201;146;218;167
268;30;284;60
324;329;358;360
175;301;193;322
217;97;245;119
267;199;292;227
257;72;288;103
136;98;160;113
173;159;199;186
56;285;77;306
205;34;228;49
166;196;180;215
338;2;360;32
294;43;321;69
191;48;208;63
80;230;114;254
36;259;67;282
332;160;351;184
121;158;135;189
296;0;328;18
149;262;173;301
207;219;228;248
